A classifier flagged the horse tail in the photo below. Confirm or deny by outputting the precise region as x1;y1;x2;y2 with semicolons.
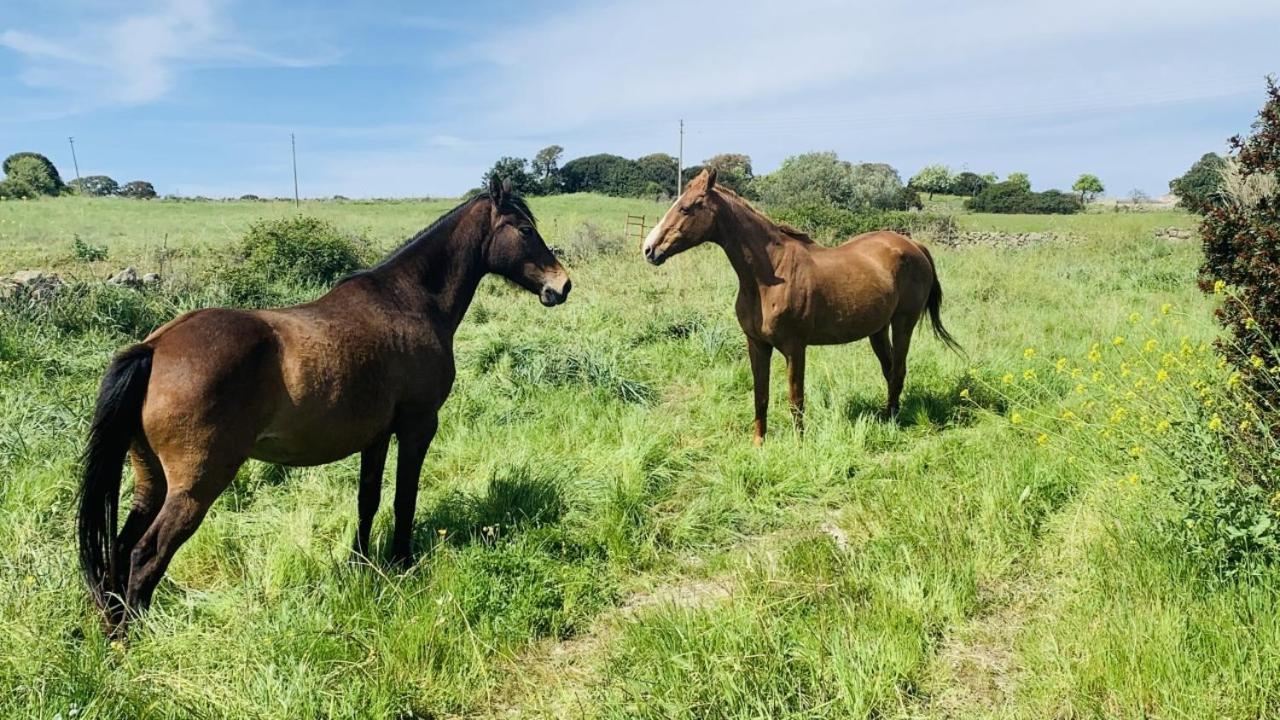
918;245;963;355
79;344;153;614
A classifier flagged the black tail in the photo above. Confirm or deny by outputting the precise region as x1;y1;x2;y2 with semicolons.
919;246;963;355
78;344;153;614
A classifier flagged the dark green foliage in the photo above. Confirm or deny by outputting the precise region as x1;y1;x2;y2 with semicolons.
69;175;119;197
482;156;539;195
118;180;157;199
965;182;1083;214
949;171;989;197
72;235;107;262
2;152;64;196
1198;77;1280;410
1170;152;1227;214
635;153;679;196
561;154;645;197
703;153;754;196
230;216;367;287
769;202;956;243
893;186;923;210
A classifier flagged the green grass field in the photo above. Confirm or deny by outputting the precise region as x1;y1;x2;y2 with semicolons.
3;195;1277;719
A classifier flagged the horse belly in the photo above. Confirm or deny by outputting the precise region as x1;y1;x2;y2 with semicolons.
251;395;394;466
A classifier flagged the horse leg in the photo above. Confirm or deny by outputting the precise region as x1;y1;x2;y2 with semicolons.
887;316;918;417
123;451;241;623
747;337;773;445
783;345;807;436
109;441;167;620
391;415;438;566
869;327;893;386
352;433;391;560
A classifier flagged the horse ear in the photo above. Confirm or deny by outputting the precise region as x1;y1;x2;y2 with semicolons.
488;175;503;199
704;167;717;190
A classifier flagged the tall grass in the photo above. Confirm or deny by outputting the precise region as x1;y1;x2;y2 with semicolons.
1;196;1275;718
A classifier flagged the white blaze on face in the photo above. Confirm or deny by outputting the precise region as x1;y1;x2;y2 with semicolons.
642;200;679;257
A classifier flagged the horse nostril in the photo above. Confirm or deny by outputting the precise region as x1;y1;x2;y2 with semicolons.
561;279;572;298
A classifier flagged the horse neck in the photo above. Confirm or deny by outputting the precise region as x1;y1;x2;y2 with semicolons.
371;202;488;331
711;195;795;288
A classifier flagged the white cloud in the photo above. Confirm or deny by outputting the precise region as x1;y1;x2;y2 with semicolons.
0;0;331;111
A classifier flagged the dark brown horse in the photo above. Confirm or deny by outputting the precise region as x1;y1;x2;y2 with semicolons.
79;178;570;632
642;169;959;443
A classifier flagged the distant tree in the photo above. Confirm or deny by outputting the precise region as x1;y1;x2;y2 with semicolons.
3;153;64;197
636;153;679;196
1006;172;1031;193
69;175;120;197
2;152;64;196
949;171;989;197
1169;152;1227;214
893;186;924;211
908;164;952;199
966;182;1082;214
680;165;705;191
754;152;857;209
702;153;754;195
1128;188;1150;204
531;145;564;194
118;180;157;199
560;154;644;196
980;172;999;184
848;162;905;210
481;156;538;195
1072;173;1105;203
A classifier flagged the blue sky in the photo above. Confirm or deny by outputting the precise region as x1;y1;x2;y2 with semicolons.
2;0;1277;198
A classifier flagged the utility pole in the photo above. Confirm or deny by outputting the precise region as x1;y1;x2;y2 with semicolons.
67;137;81;183
291;133;300;208
677;119;684;194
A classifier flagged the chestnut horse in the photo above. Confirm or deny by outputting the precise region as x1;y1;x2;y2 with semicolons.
79;178;571;632
642;169;959;443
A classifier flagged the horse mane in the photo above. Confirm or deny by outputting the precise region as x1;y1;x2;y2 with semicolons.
339;191;537;285
712;185;815;244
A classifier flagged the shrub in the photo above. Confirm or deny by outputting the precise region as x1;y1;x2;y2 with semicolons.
1198;77;1280;411
531;145;564;194
965;182;1083;214
1170;152;1227;214
702;153;754;196
769;202;955;244
2;152;64;196
753;152;857;210
231;216;367;286
848;162;904;210
118;180;157;199
69;175;119;197
72;235;108;262
635;153;679;197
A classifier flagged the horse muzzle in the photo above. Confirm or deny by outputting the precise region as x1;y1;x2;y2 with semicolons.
540;278;571;306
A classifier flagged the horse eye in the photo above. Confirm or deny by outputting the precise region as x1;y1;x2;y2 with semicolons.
520;226;534;237
679;205;693;215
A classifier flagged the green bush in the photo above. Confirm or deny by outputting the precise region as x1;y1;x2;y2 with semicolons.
768;202;956;244
72;235;108;262
2;152;63;196
69;175;119;197
233;216;368;286
118;180;157;199
1170;152;1227;214
965;182;1083;214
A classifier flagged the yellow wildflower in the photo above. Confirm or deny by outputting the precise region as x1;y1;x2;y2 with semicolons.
959;388;970;400
1036;433;1049;446
1074;383;1085;395
1155;419;1171;434
1143;339;1158;353
1055;357;1068;372
1002;372;1014;385
1128;312;1142;324
1239;419;1251;432
1160;303;1172;315
1156;369;1169;383
1087;344;1102;363
1011;412;1023;425
1126;473;1140;485
1112;336;1125;347
1213;279;1225;294
1024;347;1037;359
1129;445;1145;458
1023;369;1036;381
1250;355;1265;369
1208;414;1222;431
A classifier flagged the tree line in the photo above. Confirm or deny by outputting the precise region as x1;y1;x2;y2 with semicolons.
0;151;156;200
